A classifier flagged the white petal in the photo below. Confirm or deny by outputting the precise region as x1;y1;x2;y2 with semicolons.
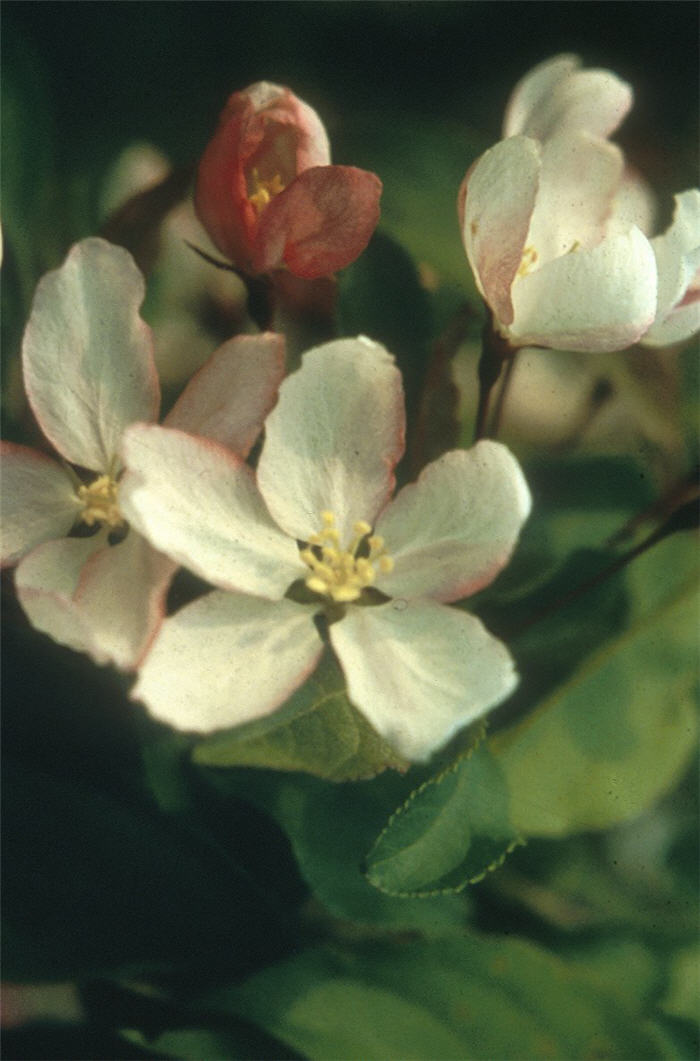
375;442;531;603
330;600;518;762
504;54;632;141
15;531;174;669
1;443;81;565
256;337;405;543
133;592;322;732
527;133;623;266
460;136;541;326
510;225;658;351
642;190;700;345
15;535;106;659
641;297;700;348
120;424;301;598
164;332;285;455
22;238;159;471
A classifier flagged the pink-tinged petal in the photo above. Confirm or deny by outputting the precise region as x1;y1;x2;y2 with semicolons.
253;165;382;278
195;81;330;267
510;225;657;352
120;424;301;598
22;238;159;471
504;54;632;141
1;442;81;565
164;332;285;455
375;442;531;604
15;531;174;670
642;190;700;346
132;591;322;733
330;600;518;762
195;91;256;266
460;136;541;325
256;338;405;544
527;133;624;265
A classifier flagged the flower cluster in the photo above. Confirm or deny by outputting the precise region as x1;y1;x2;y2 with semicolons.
2;61;698;765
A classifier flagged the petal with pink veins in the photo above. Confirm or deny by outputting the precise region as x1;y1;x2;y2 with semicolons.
22;238;159;472
132;591;323;733
375;442;531;604
460;136;541;326
330;599;518;762
164;332;285;454
120;424;301;598
253;165;382;278
510;224;657;351
1;442;81;565
256;338;405;544
15;531;174;670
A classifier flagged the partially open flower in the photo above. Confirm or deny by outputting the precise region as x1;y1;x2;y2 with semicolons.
1;238;284;668
195;81;382;279
121;338;531;762
460;54;700;354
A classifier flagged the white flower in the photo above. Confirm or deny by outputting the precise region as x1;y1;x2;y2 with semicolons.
460;53;700;353
1;238;284;668
121;338;531;761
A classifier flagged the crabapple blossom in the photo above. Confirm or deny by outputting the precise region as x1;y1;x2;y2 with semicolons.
461;53;700;354
120;338;531;762
1;238;284;669
195;81;382;279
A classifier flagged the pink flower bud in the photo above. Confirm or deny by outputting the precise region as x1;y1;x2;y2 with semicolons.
195;82;382;278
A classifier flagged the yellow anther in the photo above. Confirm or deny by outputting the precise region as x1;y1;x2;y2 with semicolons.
77;474;124;529
300;509;394;603
516;244;539;278
248;169;286;214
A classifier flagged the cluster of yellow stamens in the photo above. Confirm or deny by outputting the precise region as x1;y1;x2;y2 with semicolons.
248;168;286;214
300;511;394;603
516;244;539;278
77;474;124;529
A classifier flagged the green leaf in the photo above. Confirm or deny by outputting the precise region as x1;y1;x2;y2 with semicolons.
199;766;470;934
208;935;665;1060
193;653;408;782
366;743;521;896
490;539;699;837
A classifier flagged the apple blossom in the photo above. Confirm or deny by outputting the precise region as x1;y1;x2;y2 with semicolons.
1;238;285;669
195;81;382;279
120;338;531;762
459;52;664;353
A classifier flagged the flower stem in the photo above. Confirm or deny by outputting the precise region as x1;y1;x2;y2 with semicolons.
474;308;514;442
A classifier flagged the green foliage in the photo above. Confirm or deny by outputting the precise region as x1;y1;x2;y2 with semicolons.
206;934;667;1060
366;742;521;895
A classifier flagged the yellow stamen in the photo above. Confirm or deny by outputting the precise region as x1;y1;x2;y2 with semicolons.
516;244;539;278
300;510;393;603
248;168;286;214
77;474;124;529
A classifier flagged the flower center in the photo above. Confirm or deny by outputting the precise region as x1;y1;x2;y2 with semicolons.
300;511;394;603
248;168;286;214
77;474;124;529
516;244;539;278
